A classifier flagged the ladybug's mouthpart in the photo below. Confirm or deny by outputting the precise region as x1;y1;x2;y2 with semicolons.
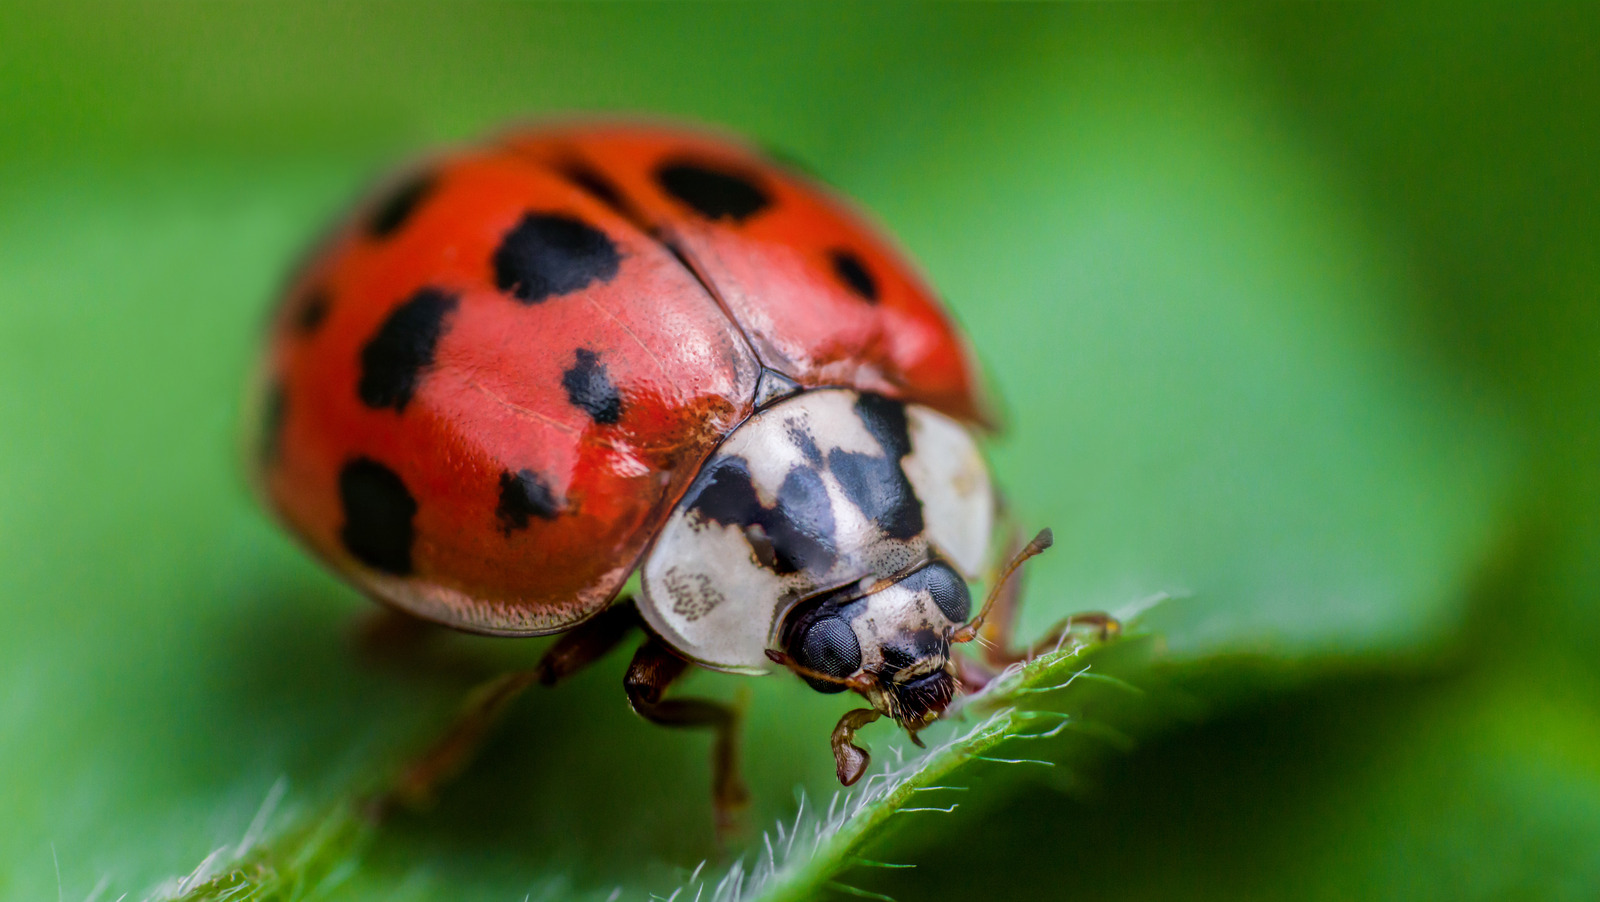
883;667;958;729
950;527;1053;645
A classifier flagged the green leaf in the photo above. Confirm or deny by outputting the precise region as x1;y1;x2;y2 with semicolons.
153;631;1155;902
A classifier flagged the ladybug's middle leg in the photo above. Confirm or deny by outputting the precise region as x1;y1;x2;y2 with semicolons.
624;638;750;837
372;600;641;816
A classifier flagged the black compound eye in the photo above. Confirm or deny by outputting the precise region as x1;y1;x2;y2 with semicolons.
907;562;971;624
794;616;862;694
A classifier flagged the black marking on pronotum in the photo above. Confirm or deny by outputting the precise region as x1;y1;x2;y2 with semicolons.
357;287;459;412
784;418;825;467
367;171;437;238
829;447;924;540
493;212;622;305
829;248;879;303
496;469;561;534
827;393;923;540
339;457;417;575
294;288;331;335
686;456;838;576
773;466;837;571
561;348;623;424
853;392;914;459
654;159;772;223
259;379;286;466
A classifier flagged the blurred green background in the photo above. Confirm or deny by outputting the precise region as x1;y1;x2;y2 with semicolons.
2;3;1597;899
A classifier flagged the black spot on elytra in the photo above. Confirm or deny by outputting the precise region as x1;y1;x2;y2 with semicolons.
493;213;621;304
556;161;629;216
829;393;923;539
496;469;561;534
358;288;459;412
655;160;772;223
339;457;417;575
829;249;879;303
294;288;331;335
561;348;622;424
687;457;837;576
367;172;436;238
259;380;286;465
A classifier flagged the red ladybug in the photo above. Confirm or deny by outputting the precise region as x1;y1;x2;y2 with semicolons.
252;121;1110;824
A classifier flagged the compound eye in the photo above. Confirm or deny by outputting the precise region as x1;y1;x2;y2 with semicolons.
793;616;863;694
917;562;971;623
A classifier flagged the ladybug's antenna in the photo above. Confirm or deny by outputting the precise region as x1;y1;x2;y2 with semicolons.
765;649;875;693
952;528;1053;644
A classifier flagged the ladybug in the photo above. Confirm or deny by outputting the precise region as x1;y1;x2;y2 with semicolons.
252;121;1112;825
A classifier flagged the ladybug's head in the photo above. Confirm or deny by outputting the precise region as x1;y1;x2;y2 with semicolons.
774;559;971;736
767;530;1056;785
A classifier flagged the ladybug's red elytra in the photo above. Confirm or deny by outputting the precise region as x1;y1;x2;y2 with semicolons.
252;121;1113;826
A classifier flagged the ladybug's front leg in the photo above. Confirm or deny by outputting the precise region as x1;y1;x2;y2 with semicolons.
624;639;750;837
830;707;883;786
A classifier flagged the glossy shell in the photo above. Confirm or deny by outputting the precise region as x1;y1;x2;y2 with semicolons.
639;390;994;673
254;122;990;635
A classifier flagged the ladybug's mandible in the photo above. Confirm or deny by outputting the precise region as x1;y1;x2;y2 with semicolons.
252;121;1112;824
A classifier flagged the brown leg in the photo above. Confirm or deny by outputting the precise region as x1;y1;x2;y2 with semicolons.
367;600;640;818
968;611;1120;689
831;708;883;786
1010;612;1120;660
534;600;644;686
624;638;750;835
